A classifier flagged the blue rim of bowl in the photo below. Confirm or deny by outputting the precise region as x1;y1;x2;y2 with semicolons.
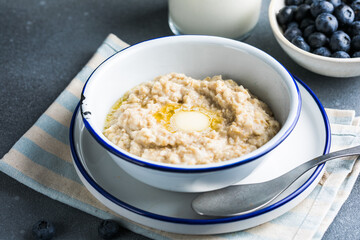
70;75;331;225
79;35;302;173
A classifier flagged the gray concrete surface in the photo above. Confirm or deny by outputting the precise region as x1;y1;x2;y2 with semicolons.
1;0;360;239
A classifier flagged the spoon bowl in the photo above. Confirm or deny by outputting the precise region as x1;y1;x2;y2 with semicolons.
192;145;360;217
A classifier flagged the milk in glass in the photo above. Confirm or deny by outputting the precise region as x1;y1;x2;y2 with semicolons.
168;0;262;39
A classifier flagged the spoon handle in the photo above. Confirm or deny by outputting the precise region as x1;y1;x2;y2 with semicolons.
192;145;360;217
284;144;360;186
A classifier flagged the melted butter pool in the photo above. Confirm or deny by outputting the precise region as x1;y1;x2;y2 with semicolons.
153;103;222;132
104;94;128;130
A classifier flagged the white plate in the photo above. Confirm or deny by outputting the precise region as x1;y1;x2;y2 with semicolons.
70;76;330;235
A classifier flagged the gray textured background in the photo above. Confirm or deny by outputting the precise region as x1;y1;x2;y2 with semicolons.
1;0;360;239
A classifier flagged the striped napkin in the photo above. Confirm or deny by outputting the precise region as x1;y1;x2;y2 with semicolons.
1;34;360;240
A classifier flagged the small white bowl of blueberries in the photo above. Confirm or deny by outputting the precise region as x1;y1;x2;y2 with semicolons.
269;0;360;77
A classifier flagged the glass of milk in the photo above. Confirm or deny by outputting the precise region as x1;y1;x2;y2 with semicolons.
168;0;262;40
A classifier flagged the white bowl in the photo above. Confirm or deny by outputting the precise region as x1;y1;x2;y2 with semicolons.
80;35;301;192
269;0;360;78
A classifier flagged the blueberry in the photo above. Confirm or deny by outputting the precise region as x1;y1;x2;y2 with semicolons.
315;13;339;34
330;30;352;51
311;1;335;17
277;6;297;25
32;220;55;240
308;32;329;47
285;27;303;40
98;220;120;240
295;4;312;21
327;0;342;7
349;21;360;36
351;0;360;11
288;21;300;29
300;18;316;29
282;21;299;32
292;36;311;51
351;1;360;19
352;34;360;50
334;4;355;25
305;0;321;4
286;0;304;5
303;24;316;38
278;0;360;58
352;51;360;57
356;12;360;21
331;50;351;57
312;46;332;56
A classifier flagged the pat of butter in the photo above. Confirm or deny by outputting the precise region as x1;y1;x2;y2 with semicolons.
171;111;210;132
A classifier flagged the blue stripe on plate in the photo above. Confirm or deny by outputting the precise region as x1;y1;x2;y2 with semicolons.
55;90;79;112
13;137;81;183
35;114;69;145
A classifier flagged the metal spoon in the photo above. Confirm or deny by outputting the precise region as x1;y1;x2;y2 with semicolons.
192;145;360;217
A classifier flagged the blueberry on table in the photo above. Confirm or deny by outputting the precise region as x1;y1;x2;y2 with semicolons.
308;31;329;47
330;30;351;51
312;46;332;56
315;13;339;34
352;34;360;50
331;50;351;57
98;219;121;239
352;51;360;57
277;6;297;25
292;36;311;51
310;1;335;17
295;4;312;21
334;4;355;25
32;220;55;240
284;27;303;41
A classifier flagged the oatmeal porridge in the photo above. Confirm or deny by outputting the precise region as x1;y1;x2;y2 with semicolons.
103;73;280;165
